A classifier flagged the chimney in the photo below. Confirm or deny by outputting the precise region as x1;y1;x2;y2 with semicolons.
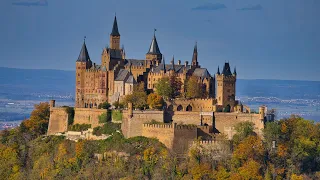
178;60;181;65
185;61;189;67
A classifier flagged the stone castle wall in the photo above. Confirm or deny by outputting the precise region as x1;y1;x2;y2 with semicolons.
121;110;164;138
214;112;264;139
73;108;107;128
47;107;68;135
141;123;198;153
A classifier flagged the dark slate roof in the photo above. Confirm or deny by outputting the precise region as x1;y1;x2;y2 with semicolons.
77;41;91;62
115;69;129;81
126;75;136;84
124;59;145;67
222;63;232;76
89;64;107;71
152;64;191;74
193;68;211;78
109;49;122;59
110;16;120;36
147;34;161;55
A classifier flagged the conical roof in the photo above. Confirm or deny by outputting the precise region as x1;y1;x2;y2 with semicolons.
222;62;232;76
77;41;90;62
110;16;120;36
147;32;161;55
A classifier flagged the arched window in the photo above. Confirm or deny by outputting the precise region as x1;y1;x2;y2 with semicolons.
177;105;183;111
224;104;231;112
186;105;193;111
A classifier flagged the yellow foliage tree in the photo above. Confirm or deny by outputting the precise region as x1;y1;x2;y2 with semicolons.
147;93;164;110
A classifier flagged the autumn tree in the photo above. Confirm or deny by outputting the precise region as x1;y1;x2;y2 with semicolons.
123;83;147;109
232;121;256;145
147;93;164;110
20;102;50;136
155;75;182;99
185;76;206;99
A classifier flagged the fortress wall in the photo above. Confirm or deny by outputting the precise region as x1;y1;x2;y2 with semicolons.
171;111;200;125
173;125;198;153
142;124;175;149
214;112;264;139
168;98;217;112
121;110;164;138
47;107;68;135
74;108;108;128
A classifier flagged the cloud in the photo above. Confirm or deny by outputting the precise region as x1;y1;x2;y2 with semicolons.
12;0;48;7
237;4;263;11
192;3;227;11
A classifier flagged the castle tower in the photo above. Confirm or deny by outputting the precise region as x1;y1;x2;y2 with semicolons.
191;42;199;68
75;39;92;108
146;29;162;64
110;15;120;50
216;62;236;110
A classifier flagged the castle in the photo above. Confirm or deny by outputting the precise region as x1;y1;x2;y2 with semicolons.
48;16;270;153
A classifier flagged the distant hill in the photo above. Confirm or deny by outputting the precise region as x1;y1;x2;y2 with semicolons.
0;67;75;96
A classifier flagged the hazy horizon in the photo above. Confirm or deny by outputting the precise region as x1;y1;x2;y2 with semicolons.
1;0;319;81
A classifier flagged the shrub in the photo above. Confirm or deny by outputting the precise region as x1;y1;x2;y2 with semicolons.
68;124;91;131
98;102;111;109
92;122;121;136
63;106;74;125
112;110;123;121
98;112;111;123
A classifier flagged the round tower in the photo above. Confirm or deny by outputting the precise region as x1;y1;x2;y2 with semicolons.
49;100;56;108
259;106;266;120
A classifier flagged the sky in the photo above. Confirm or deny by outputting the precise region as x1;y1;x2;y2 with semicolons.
1;0;319;81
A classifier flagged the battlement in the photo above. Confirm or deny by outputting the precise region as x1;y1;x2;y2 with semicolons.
142;123;197;130
143;123;174;129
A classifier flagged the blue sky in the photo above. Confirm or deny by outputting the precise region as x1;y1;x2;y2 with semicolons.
1;0;319;81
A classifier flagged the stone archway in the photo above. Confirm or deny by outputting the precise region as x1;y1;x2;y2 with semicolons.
224;104;231;112
177;105;183;111
186;105;193;111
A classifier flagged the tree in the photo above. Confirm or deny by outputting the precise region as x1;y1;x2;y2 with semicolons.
123;83;148;109
185;76;205;99
20;102;50;136
155;77;171;99
155;75;182;99
147;93;164;110
98;102;111;109
232;121;256;145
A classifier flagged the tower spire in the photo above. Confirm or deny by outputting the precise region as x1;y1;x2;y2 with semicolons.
77;39;91;62
192;41;198;67
217;66;220;75
233;67;237;75
161;56;166;73
147;29;161;55
111;15;120;36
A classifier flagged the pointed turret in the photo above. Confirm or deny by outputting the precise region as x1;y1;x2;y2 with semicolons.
110;15;121;49
111;15;120;36
169;55;175;72
77;39;91;62
192;42;198;67
146;29;162;63
147;31;161;55
217;66;220;75
160;56;166;73
222;62;232;76
233;67;237;76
